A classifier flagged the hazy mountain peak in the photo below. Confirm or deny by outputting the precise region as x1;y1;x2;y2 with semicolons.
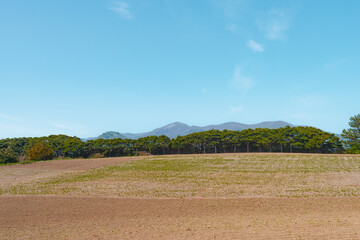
99;131;124;139
85;121;295;141
162;122;189;130
116;121;295;139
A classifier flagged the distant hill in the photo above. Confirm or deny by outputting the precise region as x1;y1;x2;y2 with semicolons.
119;121;295;139
84;121;295;141
98;131;126;139
83;131;126;141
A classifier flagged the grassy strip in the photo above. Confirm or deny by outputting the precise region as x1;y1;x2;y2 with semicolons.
4;154;360;198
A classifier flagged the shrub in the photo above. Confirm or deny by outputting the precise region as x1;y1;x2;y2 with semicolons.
0;147;18;164
27;141;54;161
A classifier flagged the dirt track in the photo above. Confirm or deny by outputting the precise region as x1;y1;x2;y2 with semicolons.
1;196;360;239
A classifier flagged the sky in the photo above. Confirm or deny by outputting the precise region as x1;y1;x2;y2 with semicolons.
1;0;359;139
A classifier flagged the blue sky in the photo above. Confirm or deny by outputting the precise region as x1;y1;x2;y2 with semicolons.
1;0;359;138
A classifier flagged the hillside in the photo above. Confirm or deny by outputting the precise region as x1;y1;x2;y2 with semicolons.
119;121;295;139
84;131;126;141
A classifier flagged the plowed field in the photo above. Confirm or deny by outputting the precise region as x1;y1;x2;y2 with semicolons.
1;153;360;239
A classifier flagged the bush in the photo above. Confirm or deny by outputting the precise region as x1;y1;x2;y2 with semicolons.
27;141;54;161
0;148;18;164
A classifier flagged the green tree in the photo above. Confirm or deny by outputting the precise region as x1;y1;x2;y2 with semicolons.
27;141;54;161
221;130;236;153
208;129;221;153
171;136;184;154
241;129;256;152
342;114;360;153
157;135;170;154
0;146;18;164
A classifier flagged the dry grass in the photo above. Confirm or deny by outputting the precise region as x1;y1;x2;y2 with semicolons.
2;153;360;198
2;153;360;239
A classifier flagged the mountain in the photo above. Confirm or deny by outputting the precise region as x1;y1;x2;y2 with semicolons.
119;121;295;139
83;131;126;141
98;131;126;139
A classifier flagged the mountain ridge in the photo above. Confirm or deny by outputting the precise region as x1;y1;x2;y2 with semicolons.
89;121;295;140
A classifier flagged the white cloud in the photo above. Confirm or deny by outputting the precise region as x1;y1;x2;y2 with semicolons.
228;105;243;114
230;66;254;91
257;8;291;40
109;1;133;19
247;40;264;52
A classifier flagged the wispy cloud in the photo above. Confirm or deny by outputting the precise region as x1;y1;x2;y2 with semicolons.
228;105;243;114
109;1;133;19
247;40;264;52
257;8;292;40
230;66;254;91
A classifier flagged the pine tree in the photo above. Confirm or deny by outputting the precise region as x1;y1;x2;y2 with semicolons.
342;114;360;153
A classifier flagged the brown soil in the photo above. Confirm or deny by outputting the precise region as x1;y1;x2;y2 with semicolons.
0;156;148;189
1;152;356;171
2;154;360;239
3;156;149;171
1;196;360;239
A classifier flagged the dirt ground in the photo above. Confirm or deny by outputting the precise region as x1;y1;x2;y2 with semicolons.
0;156;148;189
1;196;360;239
1;153;360;239
4;156;149;171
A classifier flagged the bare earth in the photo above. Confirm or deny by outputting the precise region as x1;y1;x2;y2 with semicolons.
1;153;360;239
4;156;148;171
2;196;360;239
0;156;148;189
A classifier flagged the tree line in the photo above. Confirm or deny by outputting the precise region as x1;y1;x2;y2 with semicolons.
0;126;345;164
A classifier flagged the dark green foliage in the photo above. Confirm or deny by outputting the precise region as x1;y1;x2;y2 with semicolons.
0;147;18;164
0;126;344;164
342;114;360;153
168;126;342;154
0;138;30;157
85;138;136;157
0;138;31;163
